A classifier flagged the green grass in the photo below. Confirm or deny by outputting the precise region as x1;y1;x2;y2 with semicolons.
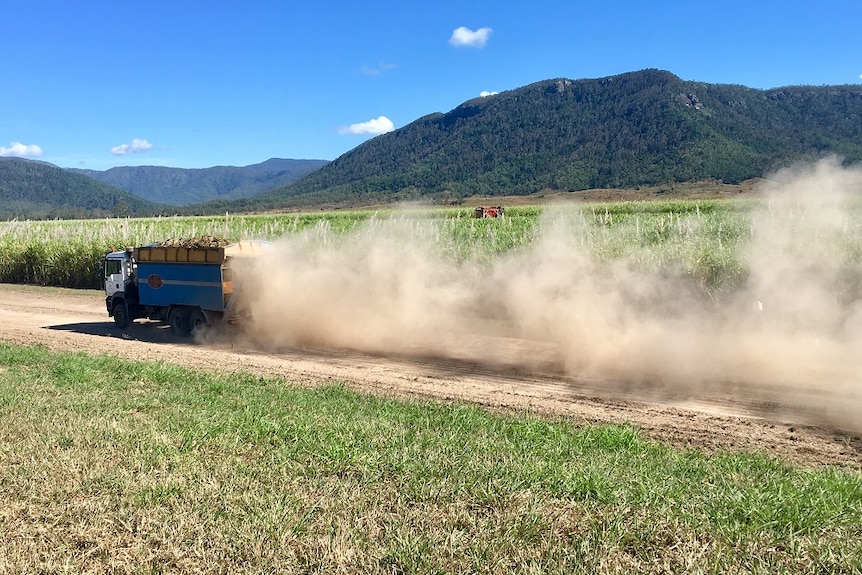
1;343;859;574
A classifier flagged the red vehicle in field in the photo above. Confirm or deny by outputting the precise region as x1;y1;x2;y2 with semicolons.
474;206;504;218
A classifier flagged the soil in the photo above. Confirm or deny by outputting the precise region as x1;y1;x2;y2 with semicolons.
458;179;762;208
0;283;859;470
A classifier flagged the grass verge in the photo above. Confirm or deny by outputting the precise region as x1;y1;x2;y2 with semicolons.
0;343;860;574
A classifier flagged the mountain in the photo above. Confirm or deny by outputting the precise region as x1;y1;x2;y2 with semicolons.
0;158;167;219
217;69;862;210
70;158;328;206
7;69;862;218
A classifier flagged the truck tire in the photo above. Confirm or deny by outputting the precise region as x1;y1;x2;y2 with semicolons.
189;309;208;336
168;307;191;337
112;301;131;329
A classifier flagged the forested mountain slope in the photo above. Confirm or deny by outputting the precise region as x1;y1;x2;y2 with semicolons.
221;69;862;210
0;158;167;219
71;158;328;206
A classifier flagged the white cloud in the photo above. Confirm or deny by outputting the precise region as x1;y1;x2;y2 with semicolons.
359;62;397;76
338;116;394;135
0;141;44;158
480;90;499;97
110;138;153;155
449;26;492;48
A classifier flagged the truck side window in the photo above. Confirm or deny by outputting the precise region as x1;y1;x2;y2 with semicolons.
105;260;122;276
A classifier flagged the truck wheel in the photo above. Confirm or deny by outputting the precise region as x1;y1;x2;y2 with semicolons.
113;301;131;329
189;309;208;336
168;307;191;337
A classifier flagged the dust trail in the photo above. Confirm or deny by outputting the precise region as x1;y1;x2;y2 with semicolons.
243;158;862;431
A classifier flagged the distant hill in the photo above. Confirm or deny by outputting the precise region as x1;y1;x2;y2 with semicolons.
71;158;328;206
217;69;862;210
0;158;167;219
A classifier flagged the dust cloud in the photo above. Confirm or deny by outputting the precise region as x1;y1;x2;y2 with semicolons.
242;158;862;431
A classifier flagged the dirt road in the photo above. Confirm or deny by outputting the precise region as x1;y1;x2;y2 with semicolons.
0;283;859;469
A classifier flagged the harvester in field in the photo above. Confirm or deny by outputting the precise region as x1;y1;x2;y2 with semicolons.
474;206;504;218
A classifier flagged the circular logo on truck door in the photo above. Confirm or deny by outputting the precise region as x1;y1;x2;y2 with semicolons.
147;274;164;289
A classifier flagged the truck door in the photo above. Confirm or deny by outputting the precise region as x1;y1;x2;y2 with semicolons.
104;255;127;297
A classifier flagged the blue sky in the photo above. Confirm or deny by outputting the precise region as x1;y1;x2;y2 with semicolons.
2;1;860;170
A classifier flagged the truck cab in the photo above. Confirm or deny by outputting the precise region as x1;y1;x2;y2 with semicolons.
104;249;133;297
104;249;136;328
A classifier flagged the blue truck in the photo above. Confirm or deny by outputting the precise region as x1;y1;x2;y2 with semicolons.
103;240;266;335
